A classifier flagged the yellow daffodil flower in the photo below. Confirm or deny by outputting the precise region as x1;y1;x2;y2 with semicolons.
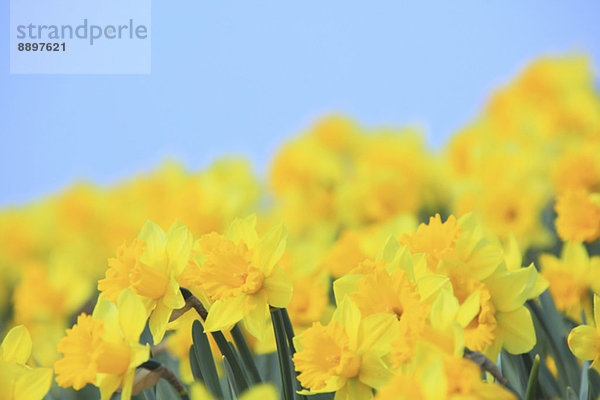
293;297;399;399
0;325;52;400
568;294;600;372
197;215;292;340
54;291;150;400
375;344;516;400
98;220;193;344
191;382;279;400
540;241;600;319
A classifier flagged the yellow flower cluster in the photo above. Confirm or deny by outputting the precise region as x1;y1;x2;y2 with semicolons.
0;54;599;399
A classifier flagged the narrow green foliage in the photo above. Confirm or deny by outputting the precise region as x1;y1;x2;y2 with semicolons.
191;320;224;399
525;354;541;400
188;344;204;383
211;331;250;394
231;325;262;384
271;308;295;400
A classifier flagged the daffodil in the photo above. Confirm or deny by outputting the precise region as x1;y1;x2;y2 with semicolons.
196;215;292;340
191;382;279;400
0;325;52;400
555;189;600;243
293;297;399;399
98;220;193;343
401;213;544;357
54;290;150;400
375;344;516;400
540;241;600;319
568;294;600;372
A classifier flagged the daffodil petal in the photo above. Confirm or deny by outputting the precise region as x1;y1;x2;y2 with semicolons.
254;223;287;276
264;267;293;308
357;313;398;357
93;296;122;343
166;221;193;276
238;383;279;400
98;373;122;400
138;220;167;267
568;325;600;360
456;291;481;328
333;275;361;307
0;325;32;364
485;263;537;312
430;289;459;330
244;293;269;341
14;367;52;400
204;296;246;333
149;301;172;344
358;353;392;389
227;215;258;247
331;297;361;350
497;306;536;354
118;289;149;342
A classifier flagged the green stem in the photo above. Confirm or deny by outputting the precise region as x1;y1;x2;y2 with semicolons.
271;308;295;400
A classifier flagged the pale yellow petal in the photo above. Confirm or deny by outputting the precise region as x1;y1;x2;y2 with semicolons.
485;263;537;312
333;275;361;307
456;291;481;328
0;325;32;364
358;352;393;389
254;223;287;276
238;383;279;400
243;292;270;341
14;367;52;400
138;220;167;268
149;301;172;344
430;288;459;330
166;221;193;276
331;297;361;350
93;296;122;343
117;289;149;342
227;215;258;247
568;325;600;360
357;313;398;357
417;274;451;303
203;296;246;333
98;373;122;400
497;306;536;354
263;266;293;308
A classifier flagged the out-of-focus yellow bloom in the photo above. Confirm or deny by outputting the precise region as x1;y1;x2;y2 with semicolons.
293;297;398;399
568;294;600;372
0;325;53;400
540;241;600;319
553;145;600;193
191;382;279;400
375;344;516;400
555;189;600;243
196;215;292;340
98;220;193;344
54;291;150;400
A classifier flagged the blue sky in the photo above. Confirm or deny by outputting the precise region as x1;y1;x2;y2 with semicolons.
1;1;599;205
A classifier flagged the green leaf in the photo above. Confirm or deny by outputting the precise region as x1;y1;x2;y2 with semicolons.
192;320;224;399
211;331;250;394
189;344;204;383
525;354;541;400
271;308;295;400
231;325;262;384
